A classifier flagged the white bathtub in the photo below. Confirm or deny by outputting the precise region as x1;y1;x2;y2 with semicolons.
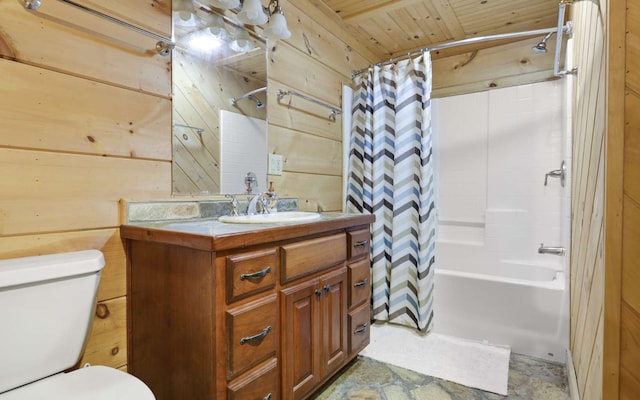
432;259;569;363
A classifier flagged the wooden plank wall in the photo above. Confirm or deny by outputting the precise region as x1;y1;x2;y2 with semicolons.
0;0;173;371
268;0;376;212
621;0;640;393
605;0;640;399
569;1;606;399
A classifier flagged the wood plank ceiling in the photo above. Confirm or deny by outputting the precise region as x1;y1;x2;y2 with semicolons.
318;0;560;61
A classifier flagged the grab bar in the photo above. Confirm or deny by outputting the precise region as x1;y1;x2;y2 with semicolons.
538;243;565;256
23;0;174;56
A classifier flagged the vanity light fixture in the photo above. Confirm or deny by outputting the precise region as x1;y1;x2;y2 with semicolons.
173;0;197;26
208;0;291;41
237;0;268;25
230;28;255;52
209;0;240;9
263;1;291;40
207;14;228;39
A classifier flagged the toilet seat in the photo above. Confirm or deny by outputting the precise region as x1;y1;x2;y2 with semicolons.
0;366;155;400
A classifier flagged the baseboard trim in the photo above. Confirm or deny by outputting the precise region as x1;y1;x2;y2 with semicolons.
566;349;580;400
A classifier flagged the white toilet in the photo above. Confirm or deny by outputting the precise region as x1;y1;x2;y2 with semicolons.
0;250;155;399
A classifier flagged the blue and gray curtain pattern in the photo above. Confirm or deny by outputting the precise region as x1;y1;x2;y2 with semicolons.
346;54;436;332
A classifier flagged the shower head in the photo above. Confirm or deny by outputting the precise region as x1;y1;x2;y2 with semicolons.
532;32;555;53
248;94;265;109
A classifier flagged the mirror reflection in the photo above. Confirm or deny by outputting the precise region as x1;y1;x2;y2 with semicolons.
172;7;268;195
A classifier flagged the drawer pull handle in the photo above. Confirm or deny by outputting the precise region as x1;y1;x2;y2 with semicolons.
354;322;369;335
354;278;368;288
240;266;272;281
240;325;272;345
324;284;332;292
263;394;273;400
354;240;369;248
315;289;323;297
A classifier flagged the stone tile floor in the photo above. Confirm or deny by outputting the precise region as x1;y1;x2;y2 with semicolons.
312;353;569;400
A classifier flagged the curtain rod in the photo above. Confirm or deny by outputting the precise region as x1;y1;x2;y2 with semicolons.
351;27;558;79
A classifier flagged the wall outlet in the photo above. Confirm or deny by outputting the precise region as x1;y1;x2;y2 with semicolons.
268;153;283;175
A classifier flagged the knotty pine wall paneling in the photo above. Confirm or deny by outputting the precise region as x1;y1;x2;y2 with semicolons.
605;0;640;399
267;0;376;212
570;1;606;399
0;0;172;371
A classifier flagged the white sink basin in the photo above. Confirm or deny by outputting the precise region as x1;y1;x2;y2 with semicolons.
218;211;321;224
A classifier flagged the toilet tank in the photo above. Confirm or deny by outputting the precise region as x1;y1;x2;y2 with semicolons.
0;250;105;394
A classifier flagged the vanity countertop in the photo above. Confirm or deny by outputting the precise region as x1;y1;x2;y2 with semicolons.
121;212;374;252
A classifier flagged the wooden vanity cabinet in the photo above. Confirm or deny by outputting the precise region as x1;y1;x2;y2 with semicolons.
122;215;373;400
280;267;348;400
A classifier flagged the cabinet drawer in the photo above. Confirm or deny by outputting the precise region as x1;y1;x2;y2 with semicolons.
227;358;278;400
348;302;370;354
348;258;371;308
226;294;277;379
281;234;346;283
347;229;370;260
226;248;277;303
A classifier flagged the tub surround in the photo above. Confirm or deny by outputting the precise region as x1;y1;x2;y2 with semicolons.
431;81;570;364
121;211;374;400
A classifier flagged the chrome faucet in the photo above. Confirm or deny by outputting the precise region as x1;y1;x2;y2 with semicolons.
538;243;565;256
247;186;277;215
247;193;262;215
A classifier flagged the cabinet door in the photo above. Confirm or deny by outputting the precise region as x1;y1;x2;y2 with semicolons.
281;279;321;400
320;267;348;378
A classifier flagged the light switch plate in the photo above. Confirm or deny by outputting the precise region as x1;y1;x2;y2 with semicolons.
268;153;283;175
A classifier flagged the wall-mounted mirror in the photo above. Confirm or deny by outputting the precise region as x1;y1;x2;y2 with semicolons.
172;7;268;195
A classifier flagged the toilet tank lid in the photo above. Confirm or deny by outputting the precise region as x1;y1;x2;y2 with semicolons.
0;250;105;289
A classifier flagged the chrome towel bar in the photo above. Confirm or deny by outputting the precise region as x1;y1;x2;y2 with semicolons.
276;89;342;121
23;0;174;56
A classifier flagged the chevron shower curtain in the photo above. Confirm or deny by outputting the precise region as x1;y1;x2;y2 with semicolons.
346;54;436;332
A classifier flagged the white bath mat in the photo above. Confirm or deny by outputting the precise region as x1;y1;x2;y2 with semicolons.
359;323;511;395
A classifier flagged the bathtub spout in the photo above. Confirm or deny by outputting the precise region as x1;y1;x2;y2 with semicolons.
538;243;565;256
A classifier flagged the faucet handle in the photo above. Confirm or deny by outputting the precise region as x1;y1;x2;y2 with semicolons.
260;196;271;214
225;194;239;216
